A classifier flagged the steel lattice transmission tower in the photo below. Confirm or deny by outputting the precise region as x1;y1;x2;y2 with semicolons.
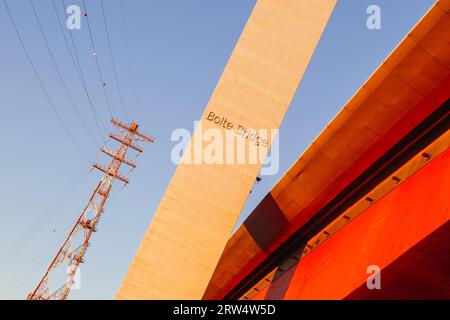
27;119;154;300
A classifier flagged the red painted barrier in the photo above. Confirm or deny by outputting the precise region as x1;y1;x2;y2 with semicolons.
253;148;450;300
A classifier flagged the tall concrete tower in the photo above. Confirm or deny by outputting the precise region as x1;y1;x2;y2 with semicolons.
117;0;336;299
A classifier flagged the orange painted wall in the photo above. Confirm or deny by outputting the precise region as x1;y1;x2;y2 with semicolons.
252;147;450;300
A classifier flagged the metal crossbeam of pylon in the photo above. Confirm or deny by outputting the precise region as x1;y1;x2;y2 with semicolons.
26;119;153;300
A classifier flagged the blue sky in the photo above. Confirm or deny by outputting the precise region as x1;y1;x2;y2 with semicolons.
0;0;434;299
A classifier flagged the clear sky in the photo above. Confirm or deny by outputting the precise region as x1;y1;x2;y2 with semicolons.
0;0;435;299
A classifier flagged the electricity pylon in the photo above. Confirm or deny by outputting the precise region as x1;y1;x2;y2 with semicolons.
27;119;154;300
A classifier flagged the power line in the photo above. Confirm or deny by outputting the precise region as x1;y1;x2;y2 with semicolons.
29;0;101;148
1;137;112;297
0;214;81;298
3;136;109;264
81;0;115;119
121;0;144;122
100;0;129;122
53;0;108;139
0;141;110;297
2;0;89;161
0;159;94;297
27;119;154;300
5;165;91;259
52;0;82;89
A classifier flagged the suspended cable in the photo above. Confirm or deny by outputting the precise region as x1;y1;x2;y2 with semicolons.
0;140;108;297
121;0;144;122
81;0;115;119
100;0;129;122
3;0;89;160
6;166;91;259
0;159;96;296
3;136;108;262
52;0;108;139
29;0;101;148
0;168;89;297
0;214;81;298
